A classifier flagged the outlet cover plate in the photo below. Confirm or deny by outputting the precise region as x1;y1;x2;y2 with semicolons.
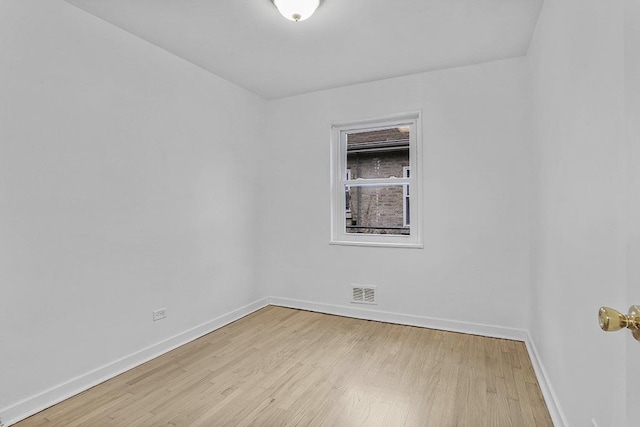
153;308;167;321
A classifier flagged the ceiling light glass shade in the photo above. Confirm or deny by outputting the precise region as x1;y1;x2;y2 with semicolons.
272;0;321;22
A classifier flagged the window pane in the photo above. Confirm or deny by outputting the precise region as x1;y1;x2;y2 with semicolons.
345;185;409;235
347;127;410;179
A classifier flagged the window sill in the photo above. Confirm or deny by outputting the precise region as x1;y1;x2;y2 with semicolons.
329;240;424;249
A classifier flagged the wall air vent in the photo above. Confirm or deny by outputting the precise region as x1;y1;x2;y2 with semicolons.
351;285;377;305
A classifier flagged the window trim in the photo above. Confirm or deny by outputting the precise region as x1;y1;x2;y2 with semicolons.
330;112;423;248
403;166;410;228
345;168;352;213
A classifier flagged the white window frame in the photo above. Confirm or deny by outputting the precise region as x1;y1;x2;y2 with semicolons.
330;112;422;248
403;166;410;228
345;169;352;213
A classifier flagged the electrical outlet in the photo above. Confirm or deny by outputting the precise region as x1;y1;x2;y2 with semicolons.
152;308;167;321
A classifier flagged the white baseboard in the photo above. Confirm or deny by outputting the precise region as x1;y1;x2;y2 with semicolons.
2;297;270;426
269;296;528;342
523;331;568;427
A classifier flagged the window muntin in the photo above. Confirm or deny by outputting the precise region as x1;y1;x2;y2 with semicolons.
331;113;421;247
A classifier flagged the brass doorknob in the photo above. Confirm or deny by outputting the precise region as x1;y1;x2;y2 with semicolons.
598;306;640;341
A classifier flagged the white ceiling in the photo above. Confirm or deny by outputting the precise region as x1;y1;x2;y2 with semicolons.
65;0;543;100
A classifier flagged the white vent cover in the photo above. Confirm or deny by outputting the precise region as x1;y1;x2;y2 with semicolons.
351;285;377;305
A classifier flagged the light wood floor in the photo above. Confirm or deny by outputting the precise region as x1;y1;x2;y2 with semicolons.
15;306;553;426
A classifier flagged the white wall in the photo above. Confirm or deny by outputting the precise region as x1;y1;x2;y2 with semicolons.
528;0;628;425
625;0;640;424
0;0;267;420
260;58;532;333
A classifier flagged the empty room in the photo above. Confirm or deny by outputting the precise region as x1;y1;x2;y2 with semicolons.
2;0;639;426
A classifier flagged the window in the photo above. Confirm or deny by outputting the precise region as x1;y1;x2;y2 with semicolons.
331;112;422;247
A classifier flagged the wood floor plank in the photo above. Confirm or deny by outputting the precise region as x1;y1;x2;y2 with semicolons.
14;306;553;426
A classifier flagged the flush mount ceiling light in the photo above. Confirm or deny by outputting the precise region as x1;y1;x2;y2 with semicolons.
272;0;323;22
